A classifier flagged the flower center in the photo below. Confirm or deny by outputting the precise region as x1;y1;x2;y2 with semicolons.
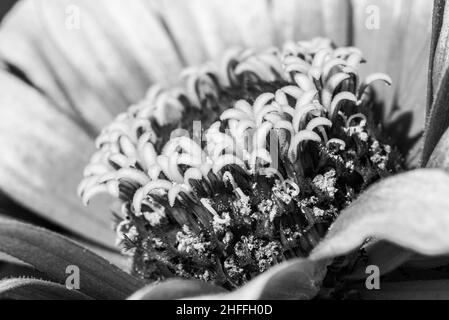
79;38;402;289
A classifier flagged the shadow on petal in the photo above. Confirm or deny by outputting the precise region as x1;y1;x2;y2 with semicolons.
356;280;449;300
404;254;449;269
343;241;414;281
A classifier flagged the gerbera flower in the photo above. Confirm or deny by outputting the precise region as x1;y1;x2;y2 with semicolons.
0;0;448;300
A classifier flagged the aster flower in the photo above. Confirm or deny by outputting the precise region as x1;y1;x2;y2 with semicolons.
0;0;448;300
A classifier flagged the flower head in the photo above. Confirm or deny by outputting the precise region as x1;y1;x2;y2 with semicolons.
79;38;402;287
3;0;449;301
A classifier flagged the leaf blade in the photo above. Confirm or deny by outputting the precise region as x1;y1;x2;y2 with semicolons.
0;217;144;300
0;278;92;300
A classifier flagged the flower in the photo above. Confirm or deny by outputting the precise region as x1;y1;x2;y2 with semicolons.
78;37;402;289
0;0;449;300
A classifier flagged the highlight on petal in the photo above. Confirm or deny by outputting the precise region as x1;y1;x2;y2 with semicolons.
0;278;92;300
128;279;227;300
311;169;449;261
0;217;144;300
0;70;115;247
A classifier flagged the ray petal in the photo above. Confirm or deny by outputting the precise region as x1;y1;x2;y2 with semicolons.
270;0;351;46
0;0;184;131
0;70;116;247
352;0;432;155
183;0;275;59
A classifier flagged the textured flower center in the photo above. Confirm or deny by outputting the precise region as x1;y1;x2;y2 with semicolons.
79;38;402;288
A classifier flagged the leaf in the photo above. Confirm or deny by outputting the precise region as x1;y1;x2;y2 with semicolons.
0;70;116;248
427;0;447;110
0;278;92;300
423;70;449;165
128;279;227;300
357;280;449;300
423;0;449;164
311;169;449;261
427;125;449;171
0;217;144;300
193;259;328;300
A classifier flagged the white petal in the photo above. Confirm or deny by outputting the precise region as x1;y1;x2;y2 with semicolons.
0;0;184;131
0;70;115;247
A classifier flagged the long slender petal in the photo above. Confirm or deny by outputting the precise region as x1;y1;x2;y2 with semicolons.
271;0;351;46
0;278;92;300
0;0;184;131
0;217;144;300
178;0;276;59
352;0;432;156
311;169;449;261
0;70;116;246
